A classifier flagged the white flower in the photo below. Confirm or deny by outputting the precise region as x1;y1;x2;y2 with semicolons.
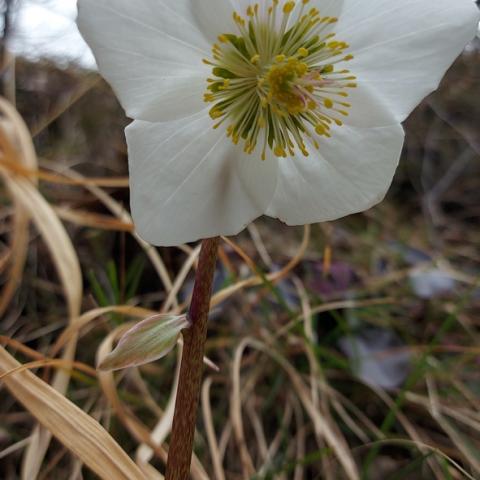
77;0;479;246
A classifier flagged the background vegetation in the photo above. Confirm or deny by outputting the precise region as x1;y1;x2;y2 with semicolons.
0;5;479;479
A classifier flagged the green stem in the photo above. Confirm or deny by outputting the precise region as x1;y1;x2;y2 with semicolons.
165;237;220;480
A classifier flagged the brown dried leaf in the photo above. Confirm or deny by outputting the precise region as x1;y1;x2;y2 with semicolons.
0;346;145;480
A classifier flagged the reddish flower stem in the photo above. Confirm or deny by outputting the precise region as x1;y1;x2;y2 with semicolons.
165;237;220;480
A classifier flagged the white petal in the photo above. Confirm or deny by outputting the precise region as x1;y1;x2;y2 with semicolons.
77;0;210;122
266;123;405;224
336;0;480;122
337;82;399;127
230;0;344;27
309;0;345;17
126;112;278;246
191;0;237;43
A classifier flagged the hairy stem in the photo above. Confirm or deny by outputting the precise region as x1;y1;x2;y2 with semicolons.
165;237;220;480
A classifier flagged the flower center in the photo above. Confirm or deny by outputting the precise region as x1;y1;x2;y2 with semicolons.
203;0;357;160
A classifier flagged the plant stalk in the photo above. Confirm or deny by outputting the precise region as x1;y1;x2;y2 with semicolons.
165;237;220;480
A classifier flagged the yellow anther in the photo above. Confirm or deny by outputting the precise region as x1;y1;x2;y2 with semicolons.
274;146;287;157
203;0;356;158
283;1;295;14
209;107;223;119
298;62;308;75
298;47;309;57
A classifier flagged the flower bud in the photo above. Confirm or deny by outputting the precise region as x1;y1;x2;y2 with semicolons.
98;314;190;371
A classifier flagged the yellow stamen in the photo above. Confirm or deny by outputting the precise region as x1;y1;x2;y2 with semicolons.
203;0;357;159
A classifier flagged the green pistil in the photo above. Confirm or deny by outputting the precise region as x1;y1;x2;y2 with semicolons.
203;1;357;160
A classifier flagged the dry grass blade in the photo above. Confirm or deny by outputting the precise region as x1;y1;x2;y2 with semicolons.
372;385;444;478
406;392;480;430
356;439;478;480
427;375;480;474
135;351;180;465
0;346;146;480
291;394;306;480
247;223;273;267
138;462;165;480
258;399;293;476
231;342;258;478
211;225;310;308
51;305;156;356
54;205;134;232
201;377;226;480
0;437;32;461
161;244;201;312
0;98;35;317
41;160;177;305
30;74;101;137
0;336;46;361
0;193;29;316
293;278;338;480
0;97;83;479
246;399;269;464
0;155;129;187
235;338;360;480
0;358;97;380
275;297;395;339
